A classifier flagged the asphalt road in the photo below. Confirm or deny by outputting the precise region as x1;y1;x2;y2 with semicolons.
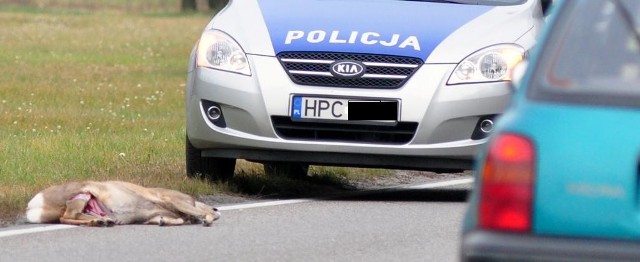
0;179;472;262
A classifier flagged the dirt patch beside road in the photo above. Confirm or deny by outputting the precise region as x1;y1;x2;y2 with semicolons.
198;170;472;206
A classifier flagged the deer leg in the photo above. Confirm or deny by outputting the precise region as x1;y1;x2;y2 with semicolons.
150;188;220;226
60;197;114;227
164;200;219;227
60;217;115;227
144;215;185;226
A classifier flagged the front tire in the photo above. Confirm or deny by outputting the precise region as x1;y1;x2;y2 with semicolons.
186;135;235;181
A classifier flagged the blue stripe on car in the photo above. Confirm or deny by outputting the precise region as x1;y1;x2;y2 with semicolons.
258;0;493;61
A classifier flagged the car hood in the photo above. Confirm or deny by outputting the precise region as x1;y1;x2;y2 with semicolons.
207;0;540;63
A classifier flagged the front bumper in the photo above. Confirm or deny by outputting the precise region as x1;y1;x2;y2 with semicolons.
461;230;640;262
186;54;512;170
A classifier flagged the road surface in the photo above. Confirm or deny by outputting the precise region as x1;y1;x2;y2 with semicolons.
0;178;472;262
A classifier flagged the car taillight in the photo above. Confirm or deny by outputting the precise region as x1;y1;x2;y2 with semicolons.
479;133;535;232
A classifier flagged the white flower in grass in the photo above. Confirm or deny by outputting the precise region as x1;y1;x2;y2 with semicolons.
119;152;126;158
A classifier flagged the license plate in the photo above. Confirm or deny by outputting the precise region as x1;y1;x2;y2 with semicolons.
291;96;398;121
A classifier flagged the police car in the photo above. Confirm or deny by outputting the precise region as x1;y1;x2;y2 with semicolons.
185;0;550;180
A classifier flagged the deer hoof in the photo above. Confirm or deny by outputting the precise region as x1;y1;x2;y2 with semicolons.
94;219;108;227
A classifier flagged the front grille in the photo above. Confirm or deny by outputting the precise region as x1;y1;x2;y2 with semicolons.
271;116;418;144
277;52;423;89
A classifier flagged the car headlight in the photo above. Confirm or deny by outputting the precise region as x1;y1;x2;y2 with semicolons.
196;30;250;76
447;44;525;85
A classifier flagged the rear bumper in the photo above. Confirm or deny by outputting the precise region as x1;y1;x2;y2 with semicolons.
461;230;640;262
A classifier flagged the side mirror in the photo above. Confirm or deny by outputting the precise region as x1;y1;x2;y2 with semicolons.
510;60;528;90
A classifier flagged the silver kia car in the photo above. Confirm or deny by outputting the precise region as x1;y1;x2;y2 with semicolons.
185;0;550;180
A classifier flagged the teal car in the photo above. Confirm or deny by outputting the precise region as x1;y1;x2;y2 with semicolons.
461;0;640;261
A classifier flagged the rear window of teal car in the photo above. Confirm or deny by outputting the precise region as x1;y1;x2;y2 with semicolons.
529;0;640;108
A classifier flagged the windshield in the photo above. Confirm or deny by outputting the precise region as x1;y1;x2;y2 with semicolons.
529;0;640;107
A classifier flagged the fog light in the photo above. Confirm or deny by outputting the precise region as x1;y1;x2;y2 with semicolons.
471;115;497;140
480;119;494;133
207;106;222;121
201;100;227;128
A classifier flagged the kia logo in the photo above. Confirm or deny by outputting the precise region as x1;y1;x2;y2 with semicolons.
330;60;365;78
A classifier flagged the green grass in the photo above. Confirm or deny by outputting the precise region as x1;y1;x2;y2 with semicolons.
0;9;215;222
0;7;398;224
0;0;182;14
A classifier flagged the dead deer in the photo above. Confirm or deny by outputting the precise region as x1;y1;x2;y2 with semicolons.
25;181;220;227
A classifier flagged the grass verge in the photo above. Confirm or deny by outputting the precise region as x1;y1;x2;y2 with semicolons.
0;9;214;223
